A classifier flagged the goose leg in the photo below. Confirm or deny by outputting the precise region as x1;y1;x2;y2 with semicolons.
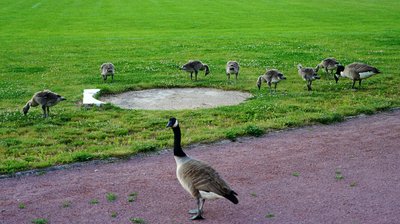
267;82;272;94
227;73;230;80
359;80;362;88
190;72;193;80
42;105;47;118
190;198;204;220
195;71;198;81
235;73;238;80
274;83;277;92
47;107;50;117
352;80;356;89
307;81;312;91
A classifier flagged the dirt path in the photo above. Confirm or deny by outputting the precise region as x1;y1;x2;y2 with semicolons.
1;110;399;224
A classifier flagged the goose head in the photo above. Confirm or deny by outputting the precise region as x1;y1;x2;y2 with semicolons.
335;65;345;83
166;117;179;128
277;73;286;80
57;95;66;102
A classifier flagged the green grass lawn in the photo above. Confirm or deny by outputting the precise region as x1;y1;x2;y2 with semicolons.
1;0;399;174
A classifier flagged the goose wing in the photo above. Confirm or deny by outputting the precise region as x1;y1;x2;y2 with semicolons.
349;63;380;74
180;159;233;197
34;90;59;105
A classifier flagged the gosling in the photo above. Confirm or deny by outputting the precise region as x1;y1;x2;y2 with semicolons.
100;62;115;82
257;69;286;93
297;64;320;91
23;90;66;117
315;57;341;82
181;60;210;81
226;61;240;80
167;117;238;220
336;62;381;89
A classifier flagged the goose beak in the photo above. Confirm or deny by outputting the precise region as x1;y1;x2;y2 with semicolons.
166;120;174;128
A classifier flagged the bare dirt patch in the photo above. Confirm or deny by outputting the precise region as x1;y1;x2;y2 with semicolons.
100;88;252;110
1;110;399;224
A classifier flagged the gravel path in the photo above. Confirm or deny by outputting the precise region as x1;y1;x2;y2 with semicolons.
1;110;399;224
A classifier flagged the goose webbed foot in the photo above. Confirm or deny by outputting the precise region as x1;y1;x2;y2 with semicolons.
190;213;204;220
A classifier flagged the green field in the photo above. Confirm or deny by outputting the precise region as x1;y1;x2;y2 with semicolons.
1;0;399;174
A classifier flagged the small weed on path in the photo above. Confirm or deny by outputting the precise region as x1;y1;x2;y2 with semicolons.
128;192;138;202
335;170;344;180
31;218;48;224
62;201;71;208
89;199;99;205
265;213;275;218
106;192;117;202
130;217;146;223
18;203;25;209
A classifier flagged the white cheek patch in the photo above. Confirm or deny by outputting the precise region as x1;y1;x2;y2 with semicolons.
340;71;346;77
359;71;376;79
173;120;179;128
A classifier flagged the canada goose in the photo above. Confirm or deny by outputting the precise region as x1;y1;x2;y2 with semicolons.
181;60;210;81
336;62;381;89
22;90;66;117
257;69;286;93
100;62;115;82
297;64;320;91
315;57;341;82
167;117;238;220
226;61;239;80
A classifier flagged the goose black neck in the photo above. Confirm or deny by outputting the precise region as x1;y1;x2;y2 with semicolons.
172;126;187;157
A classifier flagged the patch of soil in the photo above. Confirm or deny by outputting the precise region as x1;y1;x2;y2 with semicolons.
100;88;252;110
1;110;399;224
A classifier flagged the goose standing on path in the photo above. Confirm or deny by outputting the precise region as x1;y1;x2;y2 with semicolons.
181;60;210;81
226;61;240;80
167;117;238;220
315;57;341;82
336;62;381;89
257;68;286;93
22;90;66;117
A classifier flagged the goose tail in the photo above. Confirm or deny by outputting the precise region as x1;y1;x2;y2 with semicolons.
224;190;239;204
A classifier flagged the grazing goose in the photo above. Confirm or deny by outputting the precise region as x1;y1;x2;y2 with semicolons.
181;60;210;81
336;62;381;89
297;64;320;91
100;62;115;82
257;68;286;93
167;117;238;220
23;90;66;117
315;57;341;82
226;61;240;80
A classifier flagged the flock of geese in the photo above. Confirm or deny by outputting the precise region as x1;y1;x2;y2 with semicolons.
20;57;381;220
22;57;381;117
181;58;381;92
